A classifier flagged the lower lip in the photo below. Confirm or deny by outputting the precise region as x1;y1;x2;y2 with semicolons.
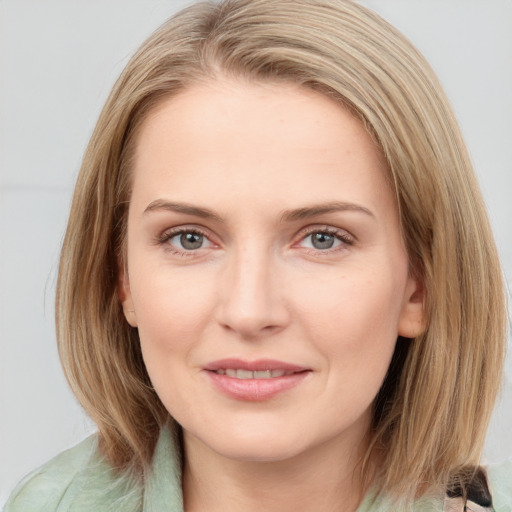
205;371;310;401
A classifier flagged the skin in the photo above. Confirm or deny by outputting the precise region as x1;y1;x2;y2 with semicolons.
120;79;424;512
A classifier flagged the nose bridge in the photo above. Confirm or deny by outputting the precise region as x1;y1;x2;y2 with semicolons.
218;238;287;338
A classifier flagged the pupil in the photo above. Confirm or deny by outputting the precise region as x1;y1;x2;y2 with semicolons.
181;232;203;250
312;233;334;249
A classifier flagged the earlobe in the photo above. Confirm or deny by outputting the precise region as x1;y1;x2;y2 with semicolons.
397;276;426;339
118;265;138;328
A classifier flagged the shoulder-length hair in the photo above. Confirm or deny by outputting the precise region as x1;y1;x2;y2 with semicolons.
56;0;507;503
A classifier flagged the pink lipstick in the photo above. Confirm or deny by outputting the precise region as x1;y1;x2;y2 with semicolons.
203;359;311;401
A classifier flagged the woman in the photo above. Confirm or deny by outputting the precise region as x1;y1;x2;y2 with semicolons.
4;0;509;510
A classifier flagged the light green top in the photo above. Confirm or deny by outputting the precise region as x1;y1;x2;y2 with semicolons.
4;427;512;512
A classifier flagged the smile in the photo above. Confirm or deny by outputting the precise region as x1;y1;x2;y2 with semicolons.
204;359;311;401
213;369;296;379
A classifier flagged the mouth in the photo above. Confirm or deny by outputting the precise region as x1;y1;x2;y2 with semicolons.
211;368;298;379
204;358;309;377
203;359;311;401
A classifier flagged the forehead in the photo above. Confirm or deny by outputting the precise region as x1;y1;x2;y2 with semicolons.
136;79;376;155
130;79;394;216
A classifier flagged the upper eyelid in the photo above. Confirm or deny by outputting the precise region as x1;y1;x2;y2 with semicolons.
160;225;213;239
295;224;355;240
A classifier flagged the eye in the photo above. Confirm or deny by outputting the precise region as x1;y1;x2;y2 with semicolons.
308;232;338;250
297;228;354;251
162;229;213;252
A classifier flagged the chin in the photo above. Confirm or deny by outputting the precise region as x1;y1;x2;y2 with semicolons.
186;422;331;465
213;439;305;463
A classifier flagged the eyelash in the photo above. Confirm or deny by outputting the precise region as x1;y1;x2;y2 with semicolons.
296;226;354;254
157;225;354;257
157;227;213;257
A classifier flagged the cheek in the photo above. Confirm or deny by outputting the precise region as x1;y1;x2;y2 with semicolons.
289;265;406;366
130;265;217;353
130;268;218;411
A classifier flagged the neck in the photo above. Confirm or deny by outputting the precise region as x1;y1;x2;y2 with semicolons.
182;428;374;512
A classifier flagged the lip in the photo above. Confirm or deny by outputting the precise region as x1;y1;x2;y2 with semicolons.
204;358;307;372
203;358;311;401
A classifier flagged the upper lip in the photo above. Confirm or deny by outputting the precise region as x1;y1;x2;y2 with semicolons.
204;358;309;372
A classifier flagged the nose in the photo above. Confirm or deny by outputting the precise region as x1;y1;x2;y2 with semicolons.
216;242;290;340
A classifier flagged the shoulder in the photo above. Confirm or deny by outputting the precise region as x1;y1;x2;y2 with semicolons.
487;459;512;512
3;435;142;512
4;435;97;512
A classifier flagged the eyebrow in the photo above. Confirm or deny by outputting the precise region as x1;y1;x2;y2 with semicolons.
143;199;224;222
143;199;374;222
280;201;375;222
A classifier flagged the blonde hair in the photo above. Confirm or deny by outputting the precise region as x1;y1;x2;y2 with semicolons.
56;0;507;503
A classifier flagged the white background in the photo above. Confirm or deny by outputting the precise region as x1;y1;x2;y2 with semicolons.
1;0;511;505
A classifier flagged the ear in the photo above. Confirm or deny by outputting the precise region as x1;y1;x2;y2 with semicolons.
118;262;138;328
397;274;426;338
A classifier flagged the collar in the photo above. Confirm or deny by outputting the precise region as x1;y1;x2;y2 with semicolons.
143;425;184;512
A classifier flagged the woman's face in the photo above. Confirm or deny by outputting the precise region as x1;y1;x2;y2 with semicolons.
120;79;424;463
